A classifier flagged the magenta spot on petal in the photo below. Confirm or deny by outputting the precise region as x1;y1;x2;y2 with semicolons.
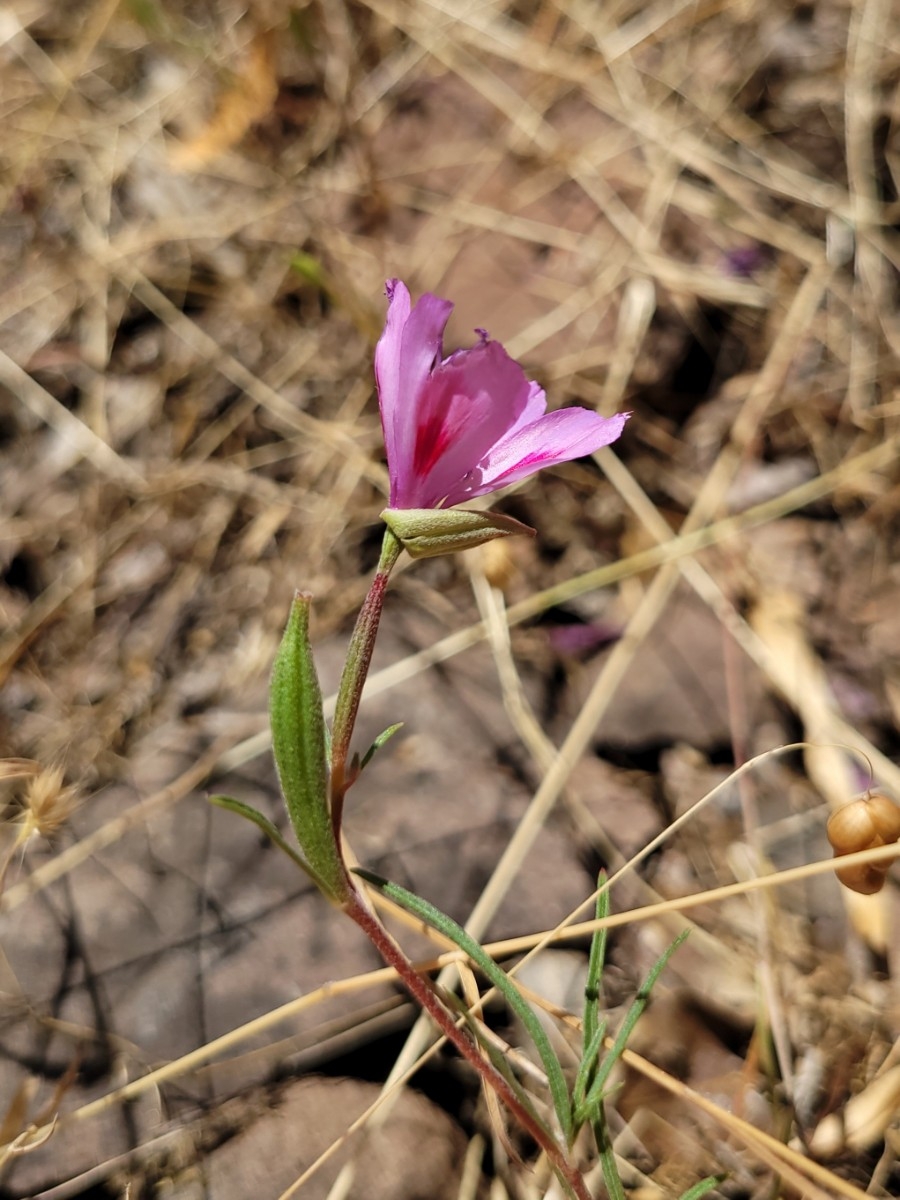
512;451;544;472
413;410;453;478
475;327;490;343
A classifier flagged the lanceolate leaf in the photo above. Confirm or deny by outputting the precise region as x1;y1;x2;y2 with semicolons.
270;592;347;903
359;723;404;772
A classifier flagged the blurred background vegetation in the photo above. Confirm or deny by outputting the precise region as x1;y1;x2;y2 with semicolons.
1;1;899;1197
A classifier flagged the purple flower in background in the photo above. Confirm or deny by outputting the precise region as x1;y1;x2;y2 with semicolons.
721;243;770;278
547;620;623;657
375;279;628;509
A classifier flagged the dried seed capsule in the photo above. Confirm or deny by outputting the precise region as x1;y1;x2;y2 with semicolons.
833;861;890;896
827;793;900;896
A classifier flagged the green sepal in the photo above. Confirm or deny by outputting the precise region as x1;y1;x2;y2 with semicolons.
209;794;332;893
353;866;573;1145
270;592;348;903
381;507;535;560
359;723;404;772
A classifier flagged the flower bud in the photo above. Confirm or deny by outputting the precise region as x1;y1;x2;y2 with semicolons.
381;507;534;560
826;793;900;896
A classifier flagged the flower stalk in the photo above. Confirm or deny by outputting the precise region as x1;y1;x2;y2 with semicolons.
329;527;402;834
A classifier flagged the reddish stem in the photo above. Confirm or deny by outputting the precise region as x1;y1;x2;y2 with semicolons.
344;889;592;1200
330;531;402;836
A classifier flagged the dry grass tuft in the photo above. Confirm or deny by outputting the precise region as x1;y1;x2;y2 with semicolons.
12;764;80;845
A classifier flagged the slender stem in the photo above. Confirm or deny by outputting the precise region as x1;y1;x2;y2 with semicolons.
330;528;402;834
344;889;592;1200
592;1111;626;1200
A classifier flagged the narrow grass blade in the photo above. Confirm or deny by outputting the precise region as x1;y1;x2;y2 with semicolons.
583;875;610;1058
679;1174;727;1200
576;930;689;1125
573;1020;607;1114
209;794;328;891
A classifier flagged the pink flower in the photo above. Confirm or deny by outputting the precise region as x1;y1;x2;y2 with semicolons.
375;279;628;509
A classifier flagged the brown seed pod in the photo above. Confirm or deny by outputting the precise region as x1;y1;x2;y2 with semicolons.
827;793;900;896
833;861;890;896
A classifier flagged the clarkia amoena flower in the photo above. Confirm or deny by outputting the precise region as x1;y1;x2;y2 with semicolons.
375;279;629;509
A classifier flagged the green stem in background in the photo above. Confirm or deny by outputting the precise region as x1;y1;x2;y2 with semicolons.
592;1110;626;1200
343;888;592;1200
574;930;689;1127
330;527;402;835
679;1176;727;1200
582;876;610;1062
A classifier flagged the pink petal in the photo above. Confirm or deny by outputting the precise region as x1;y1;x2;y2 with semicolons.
374;280;411;477
469;409;630;497
402;340;542;508
375;281;454;505
375;280;629;512
394;292;454;502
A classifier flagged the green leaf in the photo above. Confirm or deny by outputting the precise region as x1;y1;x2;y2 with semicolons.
354;867;573;1145
123;0;166;34
572;875;611;1131
209;794;329;890
572;1020;606;1115
679;1175;727;1200
360;723;404;771
270;592;347;903
441;989;556;1144
289;252;326;288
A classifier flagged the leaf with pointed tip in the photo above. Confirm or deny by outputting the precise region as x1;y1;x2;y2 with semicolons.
572;875;610;1128
679;1176;727;1200
582;877;610;1062
360;723;404;772
209;795;329;890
